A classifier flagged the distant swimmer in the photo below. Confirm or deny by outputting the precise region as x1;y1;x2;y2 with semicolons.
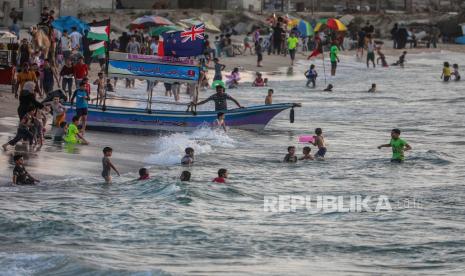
377;128;412;163
213;168;228;183
376;46;388;67
181;147;195;165
368;83;377;92
253;72;266;87
12;154;39;185
265;89;273;105
299;146;314;160
323;84;333;92
452;64;461;81
441;62;451;82
283;146;297;163
311;128;327;160
392;51;407;67
180;171;191;181
102;147;120;184
138;168;150;180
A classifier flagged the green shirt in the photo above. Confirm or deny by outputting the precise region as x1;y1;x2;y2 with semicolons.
330;45;339;62
390;138;407;160
287;37;299;50
64;123;79;144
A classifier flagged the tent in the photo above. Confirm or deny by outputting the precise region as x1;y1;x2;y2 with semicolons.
52;16;89;34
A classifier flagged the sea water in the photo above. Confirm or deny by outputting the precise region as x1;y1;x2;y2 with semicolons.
0;51;464;275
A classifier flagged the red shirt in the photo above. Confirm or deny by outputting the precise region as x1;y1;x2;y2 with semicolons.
73;63;88;79
138;175;150;180
212;177;225;183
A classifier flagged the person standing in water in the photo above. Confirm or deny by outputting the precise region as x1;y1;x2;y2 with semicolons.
441;62;451;82
330;43;340;76
311;128;327;160
378;129;412;163
102;147;120;183
366;34;376;68
287;32;299;66
265;89;273;105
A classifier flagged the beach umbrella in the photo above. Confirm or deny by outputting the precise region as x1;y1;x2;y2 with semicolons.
129;15;174;30
297;20;314;37
0;31;18;40
314;18;347;32
149;25;182;36
286;15;300;28
51;16;89;34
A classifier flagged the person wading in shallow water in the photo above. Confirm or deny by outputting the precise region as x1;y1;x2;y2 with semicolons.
192;84;243;111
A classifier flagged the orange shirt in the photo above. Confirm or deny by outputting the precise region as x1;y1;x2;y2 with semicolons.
17;71;37;90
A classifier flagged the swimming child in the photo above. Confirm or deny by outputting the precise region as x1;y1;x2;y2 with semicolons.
53;121;67;142
376;46;388;67
392;51;407;67
441;62;451;82
253;72;265;87
283;146;297;163
265;89;273;105
368;83;377;92
305;64;318;88
213;168;228;183
323;84;333;92
226;68;240;89
299;146;314;160
214;112;227;132
180;171;191;181
311;128;327;160
452;64;460;81
378;128;412;163
12;154;39;185
138;168;150;180
102;147;120;183
64;115;89;145
181;147;194;165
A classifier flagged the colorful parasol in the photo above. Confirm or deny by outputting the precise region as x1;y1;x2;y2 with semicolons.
297;20;314;37
148;25;182;36
129;15;174;30
314;18;347;32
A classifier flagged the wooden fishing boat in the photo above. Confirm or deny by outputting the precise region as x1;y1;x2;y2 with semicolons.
65;103;300;133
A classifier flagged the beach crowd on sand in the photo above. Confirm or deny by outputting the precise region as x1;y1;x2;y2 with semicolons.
2;8;462;185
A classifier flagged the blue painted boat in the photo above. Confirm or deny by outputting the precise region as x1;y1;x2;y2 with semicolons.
65;103;299;133
455;36;465;45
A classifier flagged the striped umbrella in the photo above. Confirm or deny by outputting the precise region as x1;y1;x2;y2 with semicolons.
129;15;174;30
314;18;347;32
297;20;314;37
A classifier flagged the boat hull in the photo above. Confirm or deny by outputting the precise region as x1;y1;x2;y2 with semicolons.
65;103;295;133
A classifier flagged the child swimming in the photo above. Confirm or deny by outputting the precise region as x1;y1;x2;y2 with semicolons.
323;84;333;92
213;168;228;183
452;64;460;81
180;171;191;181
311;128;327;160
181;147;194;165
305;64;318;88
441;62;451;82
368;83;377;92
102;147;120;183
138;168;149;180
283;146;297;163
378;128;412;163
265;89;273;105
64;116;89;145
392;51;407;67
376;46;388;67
299;146;314;160
253;72;265;87
12;154;40;185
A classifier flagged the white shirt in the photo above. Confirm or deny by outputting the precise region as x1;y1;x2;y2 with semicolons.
150;42;158;55
60;36;71;51
69;31;82;49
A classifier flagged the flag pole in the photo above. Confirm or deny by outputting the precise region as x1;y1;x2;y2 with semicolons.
322;46;327;85
103;17;111;111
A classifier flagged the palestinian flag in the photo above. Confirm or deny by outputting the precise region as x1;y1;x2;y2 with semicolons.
87;19;110;41
89;41;106;57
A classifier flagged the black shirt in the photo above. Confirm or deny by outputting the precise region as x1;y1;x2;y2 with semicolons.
206;93;235;111
13;165;33;185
